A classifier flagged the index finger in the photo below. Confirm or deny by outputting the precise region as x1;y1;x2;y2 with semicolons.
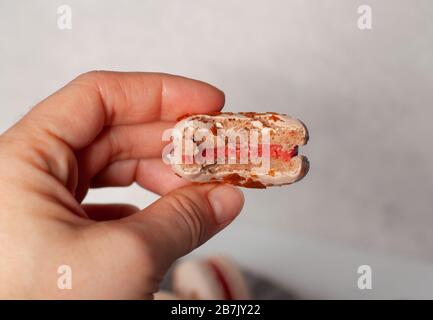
19;71;225;150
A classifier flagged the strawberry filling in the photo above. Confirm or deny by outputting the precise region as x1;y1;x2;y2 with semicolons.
269;144;298;161
182;144;298;163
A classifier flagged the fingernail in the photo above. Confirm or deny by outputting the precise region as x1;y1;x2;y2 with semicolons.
207;185;244;224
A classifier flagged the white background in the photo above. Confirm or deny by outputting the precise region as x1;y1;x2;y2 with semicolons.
1;0;433;298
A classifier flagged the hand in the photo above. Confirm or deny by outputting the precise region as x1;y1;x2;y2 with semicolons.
0;71;244;299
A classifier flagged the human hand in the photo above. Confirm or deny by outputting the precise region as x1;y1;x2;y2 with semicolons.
0;71;244;299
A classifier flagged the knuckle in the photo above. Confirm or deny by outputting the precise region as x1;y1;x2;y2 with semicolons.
75;70;102;82
71;71;103;93
106;128;120;158
107;126;131;161
166;192;208;250
73;70;109;89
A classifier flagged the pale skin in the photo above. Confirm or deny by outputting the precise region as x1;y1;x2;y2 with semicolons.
0;71;244;299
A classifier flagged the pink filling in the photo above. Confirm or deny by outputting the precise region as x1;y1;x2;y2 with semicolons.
183;144;298;163
269;144;298;161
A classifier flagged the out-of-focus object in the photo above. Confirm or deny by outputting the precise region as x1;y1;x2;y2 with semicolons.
172;256;251;300
154;290;179;300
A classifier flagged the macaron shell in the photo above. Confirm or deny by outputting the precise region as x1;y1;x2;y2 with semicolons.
206;256;251;300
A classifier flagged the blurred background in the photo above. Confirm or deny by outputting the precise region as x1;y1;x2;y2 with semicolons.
1;0;433;298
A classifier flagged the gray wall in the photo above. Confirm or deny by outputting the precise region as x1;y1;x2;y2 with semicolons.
1;0;433;298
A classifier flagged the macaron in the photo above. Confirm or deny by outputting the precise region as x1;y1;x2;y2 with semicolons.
172;256;250;300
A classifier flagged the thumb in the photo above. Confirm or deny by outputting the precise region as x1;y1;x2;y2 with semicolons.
118;183;244;270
